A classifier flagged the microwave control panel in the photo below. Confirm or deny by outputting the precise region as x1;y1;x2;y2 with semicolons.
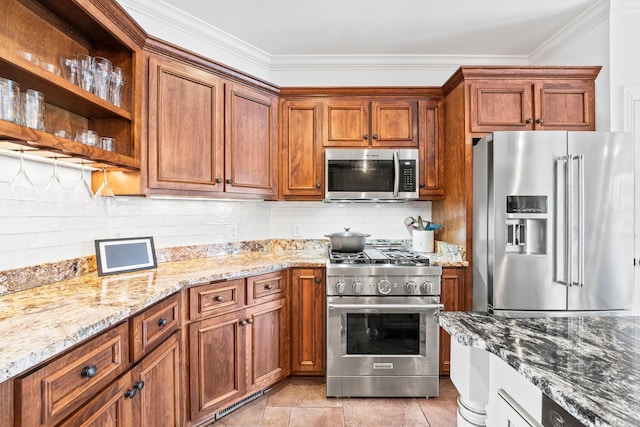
400;160;416;191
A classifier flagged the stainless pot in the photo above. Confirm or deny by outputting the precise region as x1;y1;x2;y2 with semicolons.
324;227;370;252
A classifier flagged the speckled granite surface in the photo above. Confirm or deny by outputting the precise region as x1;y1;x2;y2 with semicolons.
0;249;327;383
0;239;466;383
438;311;640;427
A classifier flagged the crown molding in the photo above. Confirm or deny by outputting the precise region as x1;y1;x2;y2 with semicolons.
529;0;610;64
270;54;527;71
117;0;272;70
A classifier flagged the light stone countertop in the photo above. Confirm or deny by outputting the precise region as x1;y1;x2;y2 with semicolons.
0;250;326;383
0;242;466;384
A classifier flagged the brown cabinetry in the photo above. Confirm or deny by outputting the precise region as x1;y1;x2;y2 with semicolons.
470;78;595;132
323;99;418;147
279;99;324;199
14;294;182;427
439;267;466;375
187;272;289;424
0;0;144;169
289;268;325;375
147;55;224;194
225;82;278;197
143;41;279;199
279;88;444;200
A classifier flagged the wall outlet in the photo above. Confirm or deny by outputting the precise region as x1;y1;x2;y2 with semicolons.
226;224;238;240
293;224;302;237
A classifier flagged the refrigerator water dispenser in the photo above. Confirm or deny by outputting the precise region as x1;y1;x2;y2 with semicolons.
505;196;547;255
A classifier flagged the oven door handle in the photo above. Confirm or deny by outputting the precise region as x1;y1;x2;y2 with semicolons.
327;302;444;311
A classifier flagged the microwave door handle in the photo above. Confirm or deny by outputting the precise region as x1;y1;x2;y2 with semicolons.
393;151;400;198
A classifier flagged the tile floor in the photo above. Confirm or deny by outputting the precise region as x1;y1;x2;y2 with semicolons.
209;377;459;426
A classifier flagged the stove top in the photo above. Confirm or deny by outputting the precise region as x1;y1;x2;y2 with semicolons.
329;245;430;266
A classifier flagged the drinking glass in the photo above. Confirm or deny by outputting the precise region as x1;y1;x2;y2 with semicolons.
6;150;39;201
77;54;93;92
100;137;115;152
44;157;69;203
60;54;79;85
92;57;112;100
0;78;21;123
22;89;45;131
109;66;124;107
73;163;95;205
94;167;116;206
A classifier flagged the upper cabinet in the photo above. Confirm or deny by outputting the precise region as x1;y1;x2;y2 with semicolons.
466;67;599;132
279;88;443;201
0;0;145;169
142;38;279;199
279;99;324;199
323;98;418;147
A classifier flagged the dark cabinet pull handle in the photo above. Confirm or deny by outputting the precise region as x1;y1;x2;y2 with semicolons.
419;183;426;189
363;134;369;140
215;178;223;183
315;277;321;284
315;183;321;189
265;284;273;290
158;318;168;327
124;382;144;399
226;179;233;184
239;319;247;326
536;118;544;124
246;318;253;324
525;118;533;124
372;134;378;140
215;295;223;302
81;365;97;379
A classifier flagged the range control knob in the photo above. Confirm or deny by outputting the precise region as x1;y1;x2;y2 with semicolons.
352;281;363;294
335;281;346;294
377;279;392;295
405;281;418;294
421;280;433;294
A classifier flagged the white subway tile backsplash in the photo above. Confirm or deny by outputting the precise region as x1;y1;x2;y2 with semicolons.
1;160;434;271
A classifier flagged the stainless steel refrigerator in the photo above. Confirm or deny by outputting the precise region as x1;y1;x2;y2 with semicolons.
473;131;634;316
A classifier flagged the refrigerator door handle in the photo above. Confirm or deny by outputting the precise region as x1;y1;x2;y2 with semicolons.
565;155;574;288
555;156;570;286
576;154;585;287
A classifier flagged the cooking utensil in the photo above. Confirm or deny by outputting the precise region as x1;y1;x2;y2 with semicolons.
404;216;416;227
324;227;370;252
417;216;424;230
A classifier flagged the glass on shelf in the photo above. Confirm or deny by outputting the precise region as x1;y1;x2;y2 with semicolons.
92;57;112;100
0;78;21;124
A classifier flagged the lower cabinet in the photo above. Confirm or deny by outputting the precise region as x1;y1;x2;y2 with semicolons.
440;267;466;375
187;272;289;424
289;268;325;375
59;332;181;427
13;294;182;427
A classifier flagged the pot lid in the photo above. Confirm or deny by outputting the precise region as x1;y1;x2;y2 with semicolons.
324;227;371;238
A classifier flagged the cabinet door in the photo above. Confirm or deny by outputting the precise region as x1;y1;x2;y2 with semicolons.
0;379;13;427
131;332;181;427
469;80;535;132
225;82;278;197
58;372;133;427
246;298;289;392
280;99;324;198
289;268;325;375
323;99;370;146
534;80;595;130
371;100;418;147
147;55;224;193
418;99;444;198
130;293;180;362
246;271;287;306
188;311;245;421
440;268;465;375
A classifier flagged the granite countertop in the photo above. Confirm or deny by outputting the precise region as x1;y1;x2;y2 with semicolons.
438;311;640;427
0;250;326;383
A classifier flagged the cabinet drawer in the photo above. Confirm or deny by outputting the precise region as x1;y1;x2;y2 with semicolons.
189;278;245;321
247;271;286;305
130;293;180;362
15;322;129;427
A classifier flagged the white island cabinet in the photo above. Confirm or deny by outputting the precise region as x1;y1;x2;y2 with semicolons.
450;340;543;427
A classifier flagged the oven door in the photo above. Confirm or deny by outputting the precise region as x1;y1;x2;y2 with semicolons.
326;295;442;377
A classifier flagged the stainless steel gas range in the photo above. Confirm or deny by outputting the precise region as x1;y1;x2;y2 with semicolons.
325;245;443;398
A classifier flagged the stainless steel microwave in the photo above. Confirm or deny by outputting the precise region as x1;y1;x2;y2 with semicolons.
324;148;419;201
